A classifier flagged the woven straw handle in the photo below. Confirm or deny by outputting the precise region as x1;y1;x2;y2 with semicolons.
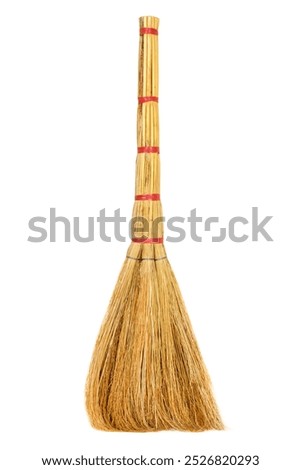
132;16;163;243
137;16;159;150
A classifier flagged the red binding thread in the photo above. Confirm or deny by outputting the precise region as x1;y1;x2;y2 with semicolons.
140;27;158;36
132;237;163;244
135;194;160;201
137;146;159;153
138;96;159;103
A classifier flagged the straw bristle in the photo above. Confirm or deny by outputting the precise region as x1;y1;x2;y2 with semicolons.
86;244;224;432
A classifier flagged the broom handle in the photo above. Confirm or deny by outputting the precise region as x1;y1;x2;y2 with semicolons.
132;16;163;243
137;16;159;153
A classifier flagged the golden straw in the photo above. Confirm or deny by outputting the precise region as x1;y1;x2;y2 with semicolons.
85;16;224;432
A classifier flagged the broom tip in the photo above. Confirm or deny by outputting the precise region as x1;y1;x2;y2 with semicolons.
85;245;224;432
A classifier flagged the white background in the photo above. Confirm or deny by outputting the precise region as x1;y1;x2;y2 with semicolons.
1;1;301;469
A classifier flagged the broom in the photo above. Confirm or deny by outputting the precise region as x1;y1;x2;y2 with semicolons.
86;16;224;432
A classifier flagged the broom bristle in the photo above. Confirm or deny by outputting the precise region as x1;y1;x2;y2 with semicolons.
85;16;224;432
86;244;224;432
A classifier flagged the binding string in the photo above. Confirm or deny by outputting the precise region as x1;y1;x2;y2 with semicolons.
138;96;158;103
135;194;160;201
137;146;160;153
126;255;167;261
140;27;158;35
132;237;163;244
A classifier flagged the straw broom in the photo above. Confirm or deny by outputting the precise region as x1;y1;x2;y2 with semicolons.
86;16;224;432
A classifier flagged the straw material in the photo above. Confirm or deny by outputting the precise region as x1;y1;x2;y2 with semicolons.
85;16;224;432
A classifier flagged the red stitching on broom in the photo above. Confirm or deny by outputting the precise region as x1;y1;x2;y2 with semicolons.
132;237;163;244
140;28;158;35
138;96;159;103
135;194;160;201
137;146;160;153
